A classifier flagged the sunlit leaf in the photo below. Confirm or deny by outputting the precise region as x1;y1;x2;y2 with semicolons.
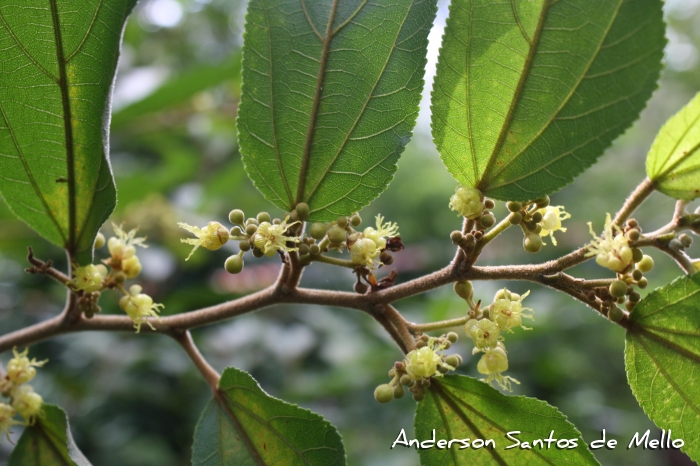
8;404;91;466
625;272;700;462
0;0;136;264
432;0;665;201
238;0;436;220
647;93;700;200
192;367;345;465
415;375;599;465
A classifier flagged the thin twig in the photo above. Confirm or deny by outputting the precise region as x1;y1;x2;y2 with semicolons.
172;330;220;392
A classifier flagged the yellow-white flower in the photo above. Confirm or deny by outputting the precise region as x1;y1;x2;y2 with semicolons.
449;186;483;219
121;256;142;279
11;385;43;422
179;221;230;260
7;347;47;386
70;264;107;293
464;319;502;350
586;213;633;273
253;217;300;256
477;346;520;391
536;206;570;246
108;223;148;262
404;338;455;380
350;238;381;267
489;289;534;332
363;215;399;250
0;403;19;440
119;286;163;333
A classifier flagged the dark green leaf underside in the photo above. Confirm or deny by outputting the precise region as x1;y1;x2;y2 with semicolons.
0;0;135;263
238;0;436;221
432;0;665;201
415;375;598;465
192;367;345;466
8;404;91;466
625;272;700;463
646;92;700;200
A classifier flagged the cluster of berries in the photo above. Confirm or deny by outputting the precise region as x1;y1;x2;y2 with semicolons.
70;225;163;332
505;196;570;252
0;348;46;440
375;334;461;403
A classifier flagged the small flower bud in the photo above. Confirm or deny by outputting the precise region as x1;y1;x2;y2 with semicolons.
239;240;251;252
122;256;142;279
632;248;643;263
252;247;265;258
444;354;461;368
453;281;473;301
531;211;543;223
246;218;259;226
625;300;637;312
229;209;245;225
524;220;537;232
327;225;347;244
629;291;641;303
450;230;463;244
484;199;495;209
609;280;628;298
627;229;641;242
636;255;654;273
336;217;349;228
257;212;271;224
637;277;648;289
230;226;243;236
508;212;522;225
400;374;414;387
480;213;496;228
412;391;425;402
94;232;106;249
608;305;624;322
446;332;458;343
295;203;310;220
632;269;643;281
245;224;258;236
350;214;362;227
379;251;394;265
309;222;327;240
225;255;244;274
535;196;550;208
374;384;394;403
393;384;406;399
114;272;126;284
679;233;693;248
506;201;522;212
298;243;310;255
354;281;368;294
523;233;543;253
309;244;321;255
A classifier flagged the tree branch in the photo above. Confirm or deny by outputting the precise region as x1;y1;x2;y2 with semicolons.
172;330;220;392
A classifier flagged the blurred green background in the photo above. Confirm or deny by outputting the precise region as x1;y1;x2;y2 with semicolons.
1;0;699;464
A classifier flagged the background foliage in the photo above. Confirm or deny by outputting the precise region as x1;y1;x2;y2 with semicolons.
0;0;699;464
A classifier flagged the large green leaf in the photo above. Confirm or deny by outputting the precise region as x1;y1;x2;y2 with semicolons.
8;404;91;466
238;0;436;221
646;93;700;200
432;0;665;201
415;375;599;465
0;0;136;264
625;272;700;462
192;367;345;465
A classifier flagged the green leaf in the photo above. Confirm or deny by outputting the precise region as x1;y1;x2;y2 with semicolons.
111;52;241;129
415;375;599;465
0;0;136;264
646;93;700;200
192;367;345;465
238;0;436;221
625;272;700;462
8;404;91;466
432;0;665;201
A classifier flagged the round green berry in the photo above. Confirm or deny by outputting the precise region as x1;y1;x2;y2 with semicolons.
309;222;328;240
608;305;624;322
256;212;271;224
446;332;458;343
454;281;473;301
94;232;105;249
506;201;522;212
508;212;522;225
350;214;362;227
632;248;643;263
444;354;461;368
632;269;643;281
229;209;245;225
393;384;406;399
627;229;641;242
309;244;321;256
400;374;414;387
374;384;394;404
245;224;257;236
523;233;543;253
450;230;463;244
609;280;628;298
480;213;496;228
327;225;346;244
637;255;654;273
252;247;265;258
239;240;251;252
336;217;348;228
484;199;495;209
295;203;310;221
637;278;648;289
225;255;244;274
531;211;543;223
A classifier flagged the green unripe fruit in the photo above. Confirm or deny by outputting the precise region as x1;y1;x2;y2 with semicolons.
298;244;309;255
245;224;258;236
114;272;126;284
230;226;243;236
229;209;245;225
309;222;328;240
632;248;643;263
445;354;461;368
446;332;458;343
508;212;522;225
336;217;349;228
629;291;641;303
609;280;628;298
480;213;496;228
374;384;394;403
327;225;346;244
608;305;624;322
239;240;251;252
506;201;522;212
531;211;543;223
412;391;425;402
225;255;244;274
94;232;105;249
309;244;321;256
632;269;643;281
484;199;495;209
252;247;265;258
679;233;693;248
637;278;648;289
450;230;463;244
257;212;271;224
454;281;473;301
295;203;310;220
400;375;414;387
523;233;543;253
350;214;362;227
354;281;368;294
393;384;406;399
535;196;550;208
636;255;654;273
627;229;641;242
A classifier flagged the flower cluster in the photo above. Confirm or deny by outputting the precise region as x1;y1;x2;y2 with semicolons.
119;285;164;333
586;213;633;273
463;288;534;391
504;196;570;253
178;221;230;260
449;186;484;219
350;215;399;268
536;205;571;246
0;348;47;440
374;334;461;403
